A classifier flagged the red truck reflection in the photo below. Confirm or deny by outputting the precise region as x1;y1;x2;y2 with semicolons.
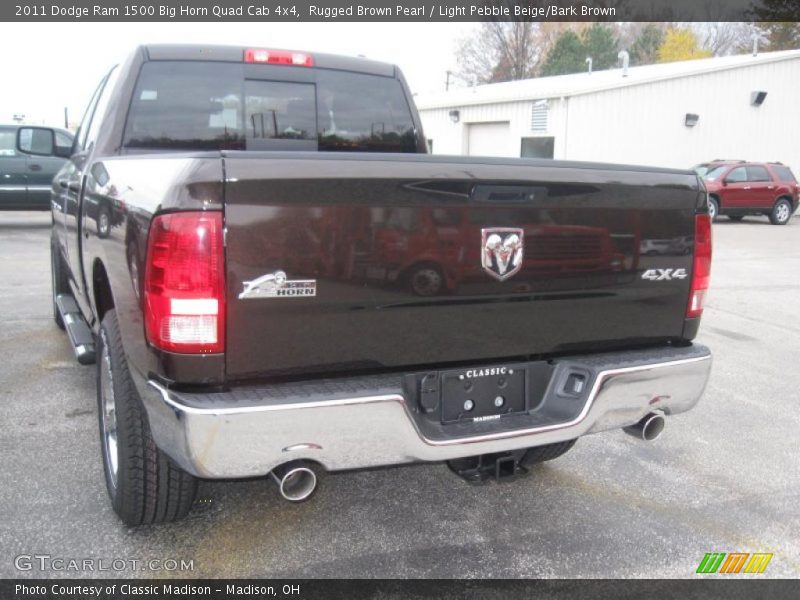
234;205;626;297
350;207;624;296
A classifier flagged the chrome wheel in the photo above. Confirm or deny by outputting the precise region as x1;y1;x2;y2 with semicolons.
96;310;199;524
410;268;443;296
707;199;717;220
99;337;118;488
776;203;790;223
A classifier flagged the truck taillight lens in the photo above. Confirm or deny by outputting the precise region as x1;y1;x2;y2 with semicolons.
687;213;712;318
244;48;313;66
144;212;225;354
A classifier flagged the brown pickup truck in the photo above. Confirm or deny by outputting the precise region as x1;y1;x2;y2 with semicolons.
51;44;712;525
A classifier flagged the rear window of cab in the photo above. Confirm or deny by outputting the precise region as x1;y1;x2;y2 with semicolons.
122;61;418;153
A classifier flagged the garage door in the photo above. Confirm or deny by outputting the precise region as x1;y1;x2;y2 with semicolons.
467;122;513;157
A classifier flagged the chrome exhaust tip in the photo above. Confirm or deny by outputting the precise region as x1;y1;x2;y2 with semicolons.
269;461;318;502
624;412;665;442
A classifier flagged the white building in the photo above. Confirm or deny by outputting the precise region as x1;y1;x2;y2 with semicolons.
416;50;800;176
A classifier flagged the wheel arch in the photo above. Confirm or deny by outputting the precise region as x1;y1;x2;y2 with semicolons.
775;194;794;210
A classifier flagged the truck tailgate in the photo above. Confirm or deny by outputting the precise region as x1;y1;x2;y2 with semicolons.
222;153;703;379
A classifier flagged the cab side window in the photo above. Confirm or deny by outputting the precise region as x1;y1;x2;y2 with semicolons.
75;65;119;154
83;66;120;154
76;78;106;153
726;167;747;183
772;166;796;183
0;128;19;157
746;166;771;182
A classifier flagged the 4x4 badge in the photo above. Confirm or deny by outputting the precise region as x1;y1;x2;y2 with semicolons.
481;228;524;281
641;268;688;281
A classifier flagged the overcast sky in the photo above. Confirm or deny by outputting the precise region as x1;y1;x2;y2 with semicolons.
0;22;475;127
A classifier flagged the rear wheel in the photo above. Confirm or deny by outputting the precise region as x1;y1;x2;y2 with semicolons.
97;205;111;238
51;237;68;330
407;264;444;297
707;197;719;221
728;215;744;222
98;310;198;525
769;198;792;225
519;440;577;466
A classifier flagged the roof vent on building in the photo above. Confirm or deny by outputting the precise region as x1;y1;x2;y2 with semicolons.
531;100;548;132
618;50;629;77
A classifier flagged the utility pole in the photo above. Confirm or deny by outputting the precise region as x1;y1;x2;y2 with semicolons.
446;70;453;91
64;107;69;129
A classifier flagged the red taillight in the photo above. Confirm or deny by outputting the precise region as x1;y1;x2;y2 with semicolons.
244;48;313;67
144;212;225;354
687;213;712;318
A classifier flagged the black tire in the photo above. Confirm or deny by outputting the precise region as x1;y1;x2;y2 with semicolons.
97;310;197;525
51;236;69;330
519;440;577;467
769;198;792;226
707;196;720;221
727;215;744;222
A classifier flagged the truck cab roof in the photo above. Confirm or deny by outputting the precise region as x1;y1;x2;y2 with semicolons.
142;44;398;78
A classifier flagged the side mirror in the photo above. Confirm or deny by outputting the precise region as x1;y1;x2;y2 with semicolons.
53;145;72;159
17;127;55;156
721;179;729;186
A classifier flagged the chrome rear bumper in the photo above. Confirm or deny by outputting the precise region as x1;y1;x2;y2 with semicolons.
135;345;711;478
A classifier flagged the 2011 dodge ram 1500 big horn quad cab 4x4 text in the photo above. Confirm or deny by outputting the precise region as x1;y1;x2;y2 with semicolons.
51;45;712;525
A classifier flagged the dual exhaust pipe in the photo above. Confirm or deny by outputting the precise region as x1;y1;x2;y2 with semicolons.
624;412;665;442
269;460;318;502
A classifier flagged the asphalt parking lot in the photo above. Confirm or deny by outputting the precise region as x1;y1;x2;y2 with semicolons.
0;211;798;579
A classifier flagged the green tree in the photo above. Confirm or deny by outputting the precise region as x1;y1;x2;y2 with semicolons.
657;27;713;63
540;30;587;76
581;24;620;70
751;0;800;50
757;22;800;50
629;23;665;65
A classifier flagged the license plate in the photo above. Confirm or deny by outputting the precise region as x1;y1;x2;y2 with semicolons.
440;364;526;424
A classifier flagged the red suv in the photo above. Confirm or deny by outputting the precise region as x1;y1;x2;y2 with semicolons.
698;161;798;225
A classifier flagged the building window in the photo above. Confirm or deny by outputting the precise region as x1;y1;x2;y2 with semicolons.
531;100;548;132
521;137;554;159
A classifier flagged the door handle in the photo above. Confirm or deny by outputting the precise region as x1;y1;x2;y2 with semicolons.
68;181;81;193
58;179;68;189
743;186;751;190
28;164;42;172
